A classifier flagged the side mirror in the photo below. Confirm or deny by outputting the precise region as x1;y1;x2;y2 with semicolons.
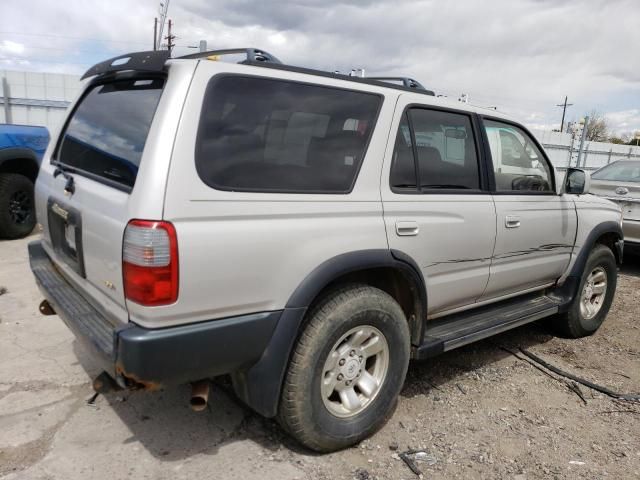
564;168;590;195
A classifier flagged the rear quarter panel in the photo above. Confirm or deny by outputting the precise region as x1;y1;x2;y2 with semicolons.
143;62;396;329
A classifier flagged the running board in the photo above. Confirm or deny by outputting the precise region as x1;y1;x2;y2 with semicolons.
414;293;559;359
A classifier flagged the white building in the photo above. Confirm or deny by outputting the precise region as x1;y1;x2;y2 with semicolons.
0;70;81;133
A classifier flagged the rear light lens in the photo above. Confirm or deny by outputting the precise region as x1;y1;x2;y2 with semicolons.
123;220;178;306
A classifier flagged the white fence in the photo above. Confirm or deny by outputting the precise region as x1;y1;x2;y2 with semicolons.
0;70;81;132
531;129;640;172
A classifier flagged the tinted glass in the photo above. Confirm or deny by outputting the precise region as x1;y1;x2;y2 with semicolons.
390;114;417;189
57;79;163;189
195;76;380;193
483;120;553;192
401;108;480;190
592;161;640;182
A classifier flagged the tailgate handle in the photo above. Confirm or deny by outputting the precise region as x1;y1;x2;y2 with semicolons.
396;221;419;236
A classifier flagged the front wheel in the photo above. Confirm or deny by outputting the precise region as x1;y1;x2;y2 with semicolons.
278;285;410;452
553;244;617;338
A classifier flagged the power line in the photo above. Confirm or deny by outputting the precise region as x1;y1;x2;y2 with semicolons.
0;31;148;46
0;44;121;54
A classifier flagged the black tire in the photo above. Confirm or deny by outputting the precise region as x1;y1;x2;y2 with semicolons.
553;244;617;338
278;284;410;452
0;173;36;239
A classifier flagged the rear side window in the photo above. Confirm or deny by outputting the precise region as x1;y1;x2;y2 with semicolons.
195;76;381;193
56;78;164;190
390;108;480;191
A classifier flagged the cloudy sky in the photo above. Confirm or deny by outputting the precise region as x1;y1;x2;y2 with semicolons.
1;0;639;136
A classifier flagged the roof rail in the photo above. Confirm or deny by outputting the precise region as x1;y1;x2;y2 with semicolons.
81;50;170;80
81;48;437;97
178;47;282;64
368;77;428;91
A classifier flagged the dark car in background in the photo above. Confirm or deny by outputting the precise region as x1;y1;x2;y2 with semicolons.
0;124;50;238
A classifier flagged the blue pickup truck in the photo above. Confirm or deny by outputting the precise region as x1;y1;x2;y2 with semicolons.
0;124;50;238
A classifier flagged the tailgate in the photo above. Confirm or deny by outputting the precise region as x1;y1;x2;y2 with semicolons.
35;77;165;326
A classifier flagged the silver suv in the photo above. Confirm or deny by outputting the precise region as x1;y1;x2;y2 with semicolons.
29;48;623;452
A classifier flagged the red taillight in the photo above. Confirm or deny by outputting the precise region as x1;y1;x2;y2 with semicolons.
123;220;178;306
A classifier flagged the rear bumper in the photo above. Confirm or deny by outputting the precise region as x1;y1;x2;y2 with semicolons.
28;240;281;388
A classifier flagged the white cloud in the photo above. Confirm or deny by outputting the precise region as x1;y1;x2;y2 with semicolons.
0;40;25;55
1;0;638;133
605;110;640;136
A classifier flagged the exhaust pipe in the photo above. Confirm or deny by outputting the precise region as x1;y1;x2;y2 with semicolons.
93;371;123;394
39;300;56;316
190;380;210;412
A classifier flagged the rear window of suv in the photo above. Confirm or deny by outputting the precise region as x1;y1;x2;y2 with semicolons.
55;78;164;190
195;75;381;193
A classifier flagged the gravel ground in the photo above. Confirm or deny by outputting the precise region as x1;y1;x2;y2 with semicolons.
1;233;639;479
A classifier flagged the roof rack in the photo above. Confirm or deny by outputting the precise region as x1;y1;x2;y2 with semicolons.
81;50;170;80
81;48;436;97
178;47;282;64
368;77;427;90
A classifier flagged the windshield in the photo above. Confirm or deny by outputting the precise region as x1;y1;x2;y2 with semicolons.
56;78;164;189
592;161;640;182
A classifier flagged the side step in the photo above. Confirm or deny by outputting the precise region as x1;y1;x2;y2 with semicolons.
414;293;559;359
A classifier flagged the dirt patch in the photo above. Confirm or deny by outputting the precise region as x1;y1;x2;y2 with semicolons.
1;235;639;480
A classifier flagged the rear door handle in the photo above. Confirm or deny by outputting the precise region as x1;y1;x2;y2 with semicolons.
505;215;521;228
396;221;419;236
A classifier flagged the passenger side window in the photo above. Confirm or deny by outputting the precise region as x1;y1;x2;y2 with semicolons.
483;120;553;192
390;108;480;191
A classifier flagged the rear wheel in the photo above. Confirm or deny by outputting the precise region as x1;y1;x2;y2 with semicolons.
278;285;410;452
0;173;36;239
553;245;617;338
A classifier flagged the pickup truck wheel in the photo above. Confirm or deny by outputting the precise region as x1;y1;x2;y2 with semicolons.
0;173;36;239
554;245;617;338
278;284;410;452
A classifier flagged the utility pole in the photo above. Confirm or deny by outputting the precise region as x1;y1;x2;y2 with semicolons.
556;96;573;133
153;17;158;50
156;0;170;51
165;19;175;55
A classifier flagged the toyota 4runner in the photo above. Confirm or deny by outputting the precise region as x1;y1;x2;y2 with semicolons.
29;49;624;452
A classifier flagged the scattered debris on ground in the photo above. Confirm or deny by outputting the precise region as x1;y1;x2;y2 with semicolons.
1;237;639;479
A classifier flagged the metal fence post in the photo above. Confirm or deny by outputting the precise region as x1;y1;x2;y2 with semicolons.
568;134;575;167
576;116;589;168
583;144;589;168
1;77;11;124
607;148;613;164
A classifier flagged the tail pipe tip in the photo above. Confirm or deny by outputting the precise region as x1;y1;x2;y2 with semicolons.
39;299;56;316
93;371;123;394
190;380;210;412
